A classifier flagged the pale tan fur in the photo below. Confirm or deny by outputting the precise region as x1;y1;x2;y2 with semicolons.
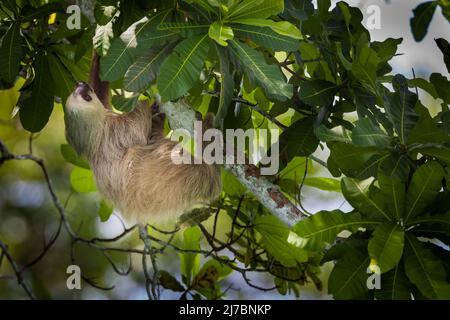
64;90;221;222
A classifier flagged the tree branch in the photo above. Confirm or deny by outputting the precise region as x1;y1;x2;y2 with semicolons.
160;100;308;226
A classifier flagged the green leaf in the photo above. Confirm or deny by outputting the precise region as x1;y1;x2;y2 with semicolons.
351;118;390;149
70;167;97;193
229;39;292;101
60;144;90;169
280;116;319;157
298;80;338;106
410;1;438;42
255;215;308;267
314;125;352;143
303;177;341;192
329;143;379;170
416;147;450;166
383;74;419;143
157;35;211;101
231;19;302;39
0;22;23;85
232;24;299;51
379;152;410;182
351;45;379;90
158;270;185;292
227;0;284;20
48;53;73;104
293;211;379;251
94;0;118;25
124;46;169;92
377;173;405;221
371;38;402;62
328;248;370;299
19;53;54;133
111;94;139;112
407;102;450;144
404;161;445;222
368;223;404;273
341;177;391;221
408;212;450;231
192;258;233;289
375;263;412;300
221;169;246;197
208;21;234;46
97;199;113;222
214;45;234;128
430;72;450;104
100;12;178;81
180;226;202;285
435;38;450;73
404;235;450;299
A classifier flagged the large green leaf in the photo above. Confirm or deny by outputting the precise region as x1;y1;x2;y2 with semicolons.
430;73;450;104
435;38;450;74
298;80;338;107
255;215;308;267
303;177;341;192
231;19;302;39
351;118;390;149
70;167;97;193
229;39;292;101
60;144;90;169
328;248;370;299
0;22;23;86
351;45;379;91
371;38;402;62
208;21;234;46
368;223;405;273
19;53;55;133
100;12;178;81
293;211;380;251
214;45;234;128
410;1;438;42
180;226;202;285
157;35;211;101
377;173;405;221
329;143;379;170
375;263;412;300
232;24;299;51
341;177;391;221
404;161;445;223
407;102;450;144
404;235;450;299
48;53;73;104
124;46;170;92
227;0;284;20
383;75;419;144
379;152;410;182
408;212;450;232
279;116;319;157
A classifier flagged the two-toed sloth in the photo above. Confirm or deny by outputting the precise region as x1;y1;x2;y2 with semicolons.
64;81;221;222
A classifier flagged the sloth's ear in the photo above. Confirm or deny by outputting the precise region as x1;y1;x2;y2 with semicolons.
89;50;110;109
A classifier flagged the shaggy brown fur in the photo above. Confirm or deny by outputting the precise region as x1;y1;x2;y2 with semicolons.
64;84;221;222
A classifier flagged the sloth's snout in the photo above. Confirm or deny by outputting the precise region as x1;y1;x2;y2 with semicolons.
74;82;92;102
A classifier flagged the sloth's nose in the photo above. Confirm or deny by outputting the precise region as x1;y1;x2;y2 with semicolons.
74;82;92;102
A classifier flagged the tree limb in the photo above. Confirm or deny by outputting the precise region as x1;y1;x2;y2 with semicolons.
160;100;308;226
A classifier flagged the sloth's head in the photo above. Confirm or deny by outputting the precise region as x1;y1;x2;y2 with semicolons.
65;82;106;156
66;82;104;113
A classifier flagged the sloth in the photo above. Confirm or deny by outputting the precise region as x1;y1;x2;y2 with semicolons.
64;81;221;222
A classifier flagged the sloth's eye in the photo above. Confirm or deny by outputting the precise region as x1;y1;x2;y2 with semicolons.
74;82;92;102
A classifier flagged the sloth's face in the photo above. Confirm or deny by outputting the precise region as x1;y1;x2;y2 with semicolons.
74;82;93;102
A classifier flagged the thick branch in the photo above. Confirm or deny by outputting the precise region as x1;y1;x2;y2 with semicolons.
160;100;307;226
